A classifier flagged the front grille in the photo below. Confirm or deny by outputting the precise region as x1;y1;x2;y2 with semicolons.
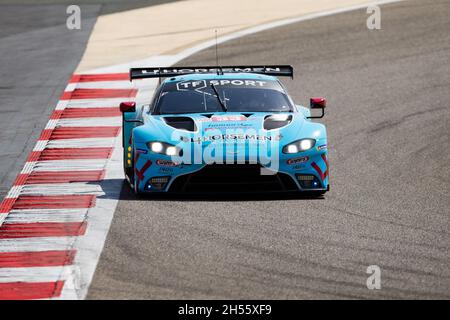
169;164;298;193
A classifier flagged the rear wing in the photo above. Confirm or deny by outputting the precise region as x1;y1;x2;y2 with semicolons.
129;65;294;81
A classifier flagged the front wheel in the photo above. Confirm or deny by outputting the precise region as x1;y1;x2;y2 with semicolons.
124;142;142;196
131;145;144;196
133;178;143;196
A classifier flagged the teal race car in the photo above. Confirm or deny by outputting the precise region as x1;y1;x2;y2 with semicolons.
120;66;329;195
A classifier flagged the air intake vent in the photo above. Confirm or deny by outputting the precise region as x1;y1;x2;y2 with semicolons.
163;117;197;132
264;114;292;130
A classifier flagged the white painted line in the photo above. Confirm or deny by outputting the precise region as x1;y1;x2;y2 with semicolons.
57;117;121;127
65;83;77;92
55;100;69;111
8;208;88;215
0;266;75;283
6;186;23;199
0;237;78;253
32;159;107;172
75;81;134;89
20;183;105;196
21;162;36;174
5;209;88;224
45;119;58;130
65;98;134;108
66;97;136;107
33;140;48;152
46;138;116;148
5;211;87;224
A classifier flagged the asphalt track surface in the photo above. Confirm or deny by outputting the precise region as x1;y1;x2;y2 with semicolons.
86;0;450;299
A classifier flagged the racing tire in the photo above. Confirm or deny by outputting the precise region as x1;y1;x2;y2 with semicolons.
125;142;143;196
131;144;144;196
133;178;143;196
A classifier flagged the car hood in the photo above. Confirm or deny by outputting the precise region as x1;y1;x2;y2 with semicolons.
145;112;306;144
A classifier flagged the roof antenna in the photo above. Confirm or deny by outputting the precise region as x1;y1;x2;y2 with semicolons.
215;30;223;75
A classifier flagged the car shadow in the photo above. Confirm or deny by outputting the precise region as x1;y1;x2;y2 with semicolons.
108;180;326;202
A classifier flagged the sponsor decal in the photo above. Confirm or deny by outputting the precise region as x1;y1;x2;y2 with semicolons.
211;115;247;122
156;159;179;167
287;156;309;165
176;80;207;91
204;123;253;131
200;117;257;124
317;144;327;151
159;167;174;173
190;134;282;143
205;126;250;131
168;128;282;172
141;66;285;76
176;79;267;91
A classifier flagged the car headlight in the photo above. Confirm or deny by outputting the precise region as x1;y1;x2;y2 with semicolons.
282;139;316;154
146;141;182;156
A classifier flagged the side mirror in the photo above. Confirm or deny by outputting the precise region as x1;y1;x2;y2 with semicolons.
310;97;326;109
120;101;136;113
308;97;326;119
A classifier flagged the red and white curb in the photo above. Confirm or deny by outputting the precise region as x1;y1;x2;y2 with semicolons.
0;73;156;300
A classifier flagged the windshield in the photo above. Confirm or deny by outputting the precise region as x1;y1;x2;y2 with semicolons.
154;78;293;114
